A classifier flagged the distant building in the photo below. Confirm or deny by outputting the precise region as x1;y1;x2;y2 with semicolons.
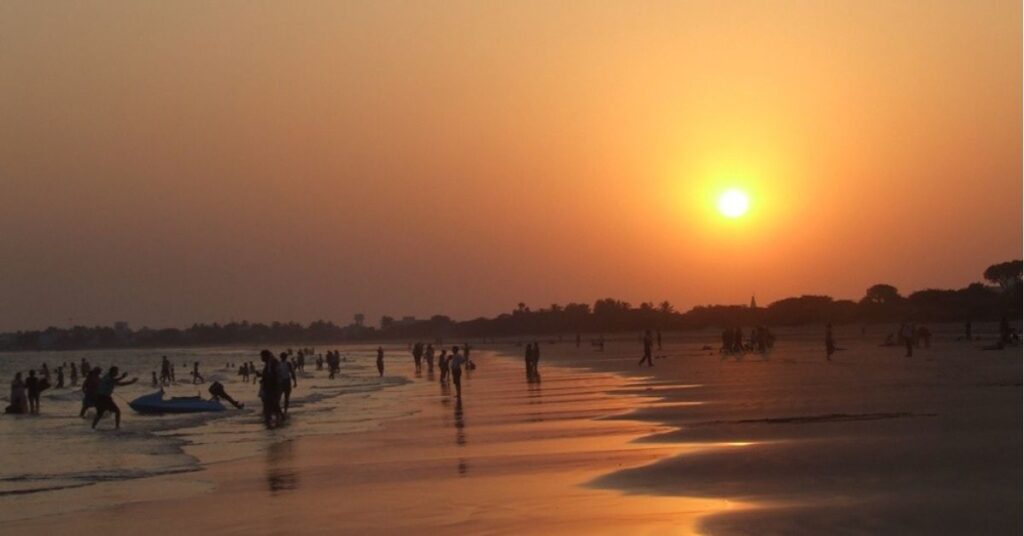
353;314;365;327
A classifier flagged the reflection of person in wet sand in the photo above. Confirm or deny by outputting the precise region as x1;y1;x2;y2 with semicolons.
265;440;299;493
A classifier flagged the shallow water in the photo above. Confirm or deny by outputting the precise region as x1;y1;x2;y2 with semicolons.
0;344;413;520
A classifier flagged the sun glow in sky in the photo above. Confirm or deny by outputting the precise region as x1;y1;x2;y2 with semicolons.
0;1;1020;331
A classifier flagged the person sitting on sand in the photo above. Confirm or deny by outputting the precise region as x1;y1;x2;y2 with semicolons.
92;367;138;430
208;381;243;409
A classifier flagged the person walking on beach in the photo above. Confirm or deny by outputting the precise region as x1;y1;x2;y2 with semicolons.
825;323;836;360
376;346;385;377
69;363;78;387
55;366;65;389
449;346;466;399
160;356;171;386
638;330;654;367
412;342;424;373
92;367;138;430
192;362;205;384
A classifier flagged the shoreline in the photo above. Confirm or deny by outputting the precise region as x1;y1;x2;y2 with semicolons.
4;348;745;534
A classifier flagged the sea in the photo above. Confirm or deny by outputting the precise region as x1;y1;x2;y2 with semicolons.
0;344;417;521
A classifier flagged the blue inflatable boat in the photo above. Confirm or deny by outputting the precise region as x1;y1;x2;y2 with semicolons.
128;391;226;414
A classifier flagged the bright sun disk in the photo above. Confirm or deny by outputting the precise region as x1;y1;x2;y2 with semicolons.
718;189;750;218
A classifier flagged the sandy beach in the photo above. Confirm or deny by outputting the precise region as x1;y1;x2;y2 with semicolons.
3;324;1019;535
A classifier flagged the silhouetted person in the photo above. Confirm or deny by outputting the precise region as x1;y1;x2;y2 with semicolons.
192;362;204;384
638;330;654;367
825;324;836;361
25;370;44;414
439;350;450;383
160;356;171;386
6;373;27;414
449;346;466;399
999;316;1013;345
257;350;283;428
80;367;101;417
151;371;158;387
69;363;78;386
412;342;424;372
209;381;243;409
278;353;297;414
377;346;385;377
423;344;434;372
92;367;137;429
901;323;915;357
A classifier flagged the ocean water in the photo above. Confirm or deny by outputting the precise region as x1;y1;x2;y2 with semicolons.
0;344;415;521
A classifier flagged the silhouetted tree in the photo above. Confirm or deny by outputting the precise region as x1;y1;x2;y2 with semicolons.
862;284;901;305
983;260;1022;292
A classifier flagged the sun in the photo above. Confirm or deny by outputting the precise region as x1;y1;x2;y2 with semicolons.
717;188;750;218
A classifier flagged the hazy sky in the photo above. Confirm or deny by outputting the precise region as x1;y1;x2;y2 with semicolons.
1;1;1021;331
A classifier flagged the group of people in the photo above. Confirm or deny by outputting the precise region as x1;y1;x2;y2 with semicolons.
720;326;777;355
410;342;472;397
254;350;299;428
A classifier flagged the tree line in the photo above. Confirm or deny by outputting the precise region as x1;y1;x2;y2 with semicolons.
1;260;1019;352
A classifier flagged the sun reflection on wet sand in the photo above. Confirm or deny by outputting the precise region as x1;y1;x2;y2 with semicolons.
5;350;757;535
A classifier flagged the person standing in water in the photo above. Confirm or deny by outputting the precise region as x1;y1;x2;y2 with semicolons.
376;346;385;377
25;370;44;414
825;323;836;360
69;363;78;387
438;349;450;383
638;330;654;367
425;344;435;373
92;367;138;430
278;353;297;415
449;346;466;399
7;373;28;414
257;350;283;428
192;362;204;384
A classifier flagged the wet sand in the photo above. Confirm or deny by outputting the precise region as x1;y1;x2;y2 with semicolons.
5;353;747;535
5;326;1021;534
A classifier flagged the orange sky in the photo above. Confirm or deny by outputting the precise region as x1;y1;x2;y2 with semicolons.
1;1;1021;330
